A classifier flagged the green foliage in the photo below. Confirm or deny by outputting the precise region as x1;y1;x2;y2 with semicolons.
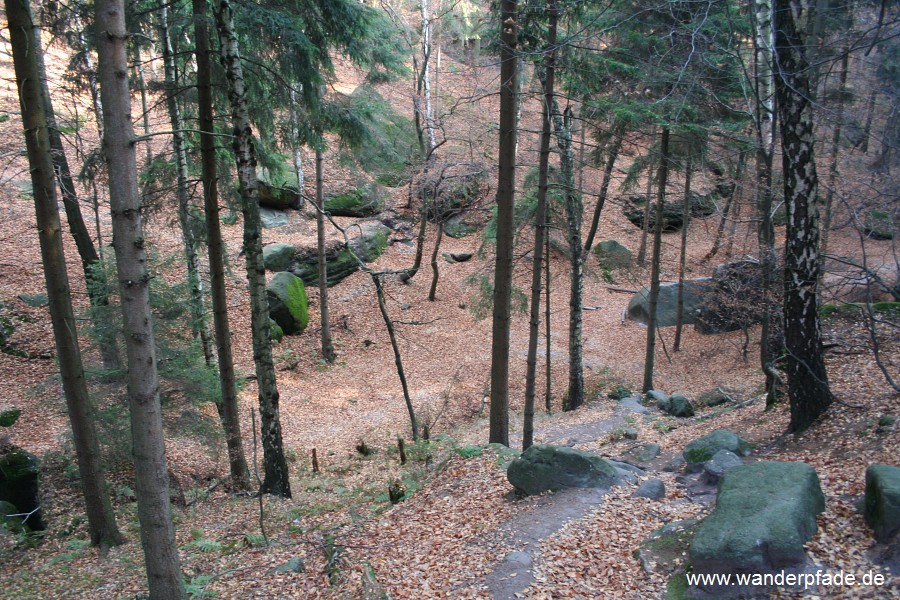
465;274;529;321
608;385;633;400
80;253;223;469
340;86;418;187
455;445;484;458
0;408;21;428
483;166;565;242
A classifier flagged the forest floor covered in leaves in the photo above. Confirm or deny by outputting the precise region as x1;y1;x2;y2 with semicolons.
0;23;898;599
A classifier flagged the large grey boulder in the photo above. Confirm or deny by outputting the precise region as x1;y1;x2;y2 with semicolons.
865;464;900;542
690;462;825;584
683;429;752;469
507;444;618;496
263;243;296;272
622;443;661;464
259;207;289;229
266;272;309;335
627;279;713;327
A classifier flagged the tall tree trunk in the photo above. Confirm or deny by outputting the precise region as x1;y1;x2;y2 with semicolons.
289;89;305;208
95;0;186;595
705;152;744;262
673;154;693;352
489;0;518;446
420;0;437;154
34;14;120;372
192;0;251;490
637;159;654;265
8;0;123;551
774;0;833;432
428;221;444;301
216;0;291;497
131;47;153;167
753;0;780;408
642;127;670;393
545;218;552;414
524;0;558;450
860;89;877;154
373;275;419;441
160;3;214;367
551;103;584;411
316;147;336;362
584;124;624;254
821;47;849;259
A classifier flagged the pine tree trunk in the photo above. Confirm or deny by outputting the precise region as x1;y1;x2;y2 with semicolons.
216;0;291;497
34;13;120;372
160;4;214;367
551;103;584;411
290;89;305;208
860;89;877;154
545;219;552;414
192;0;252;490
673;154;693;352
774;0;833;432
8;0;123;552
642;127;670;393
316;147;335;362
95;0;186;595
489;0;518;446
584;124;624;254
524;0;558;450
637;160;654;265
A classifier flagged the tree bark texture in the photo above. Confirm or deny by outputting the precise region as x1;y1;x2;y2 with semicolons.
160;4;214;366
774;0;833;432
673;154;692;352
524;0;557;449
551;103;584;411
583;125;624;254
642;127;670;393
8;0;123;551
95;0;186;595
316;147;335;362
216;0;291;497
192;0;252;490
489;0;518;446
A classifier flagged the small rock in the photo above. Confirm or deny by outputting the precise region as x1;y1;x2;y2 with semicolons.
702;449;743;484
507;444;619;496
683;429;752;470
632;479;666;500
623;443;661;464
504;551;532;568
617;397;650;415
647;389;670;411
667;394;695;418
623;427;638;440
663;455;686;473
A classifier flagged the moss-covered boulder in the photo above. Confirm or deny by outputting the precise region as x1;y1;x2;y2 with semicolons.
258;180;301;210
865;464;900;542
594;240;633;269
269;319;284;344
689;462;825;588
507;444;618;496
683;429;751;468
289;223;389;287
263;243;296;272
0;445;44;530
623;197;685;232
325;184;384;218
0;408;21;428
266;272;308;335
